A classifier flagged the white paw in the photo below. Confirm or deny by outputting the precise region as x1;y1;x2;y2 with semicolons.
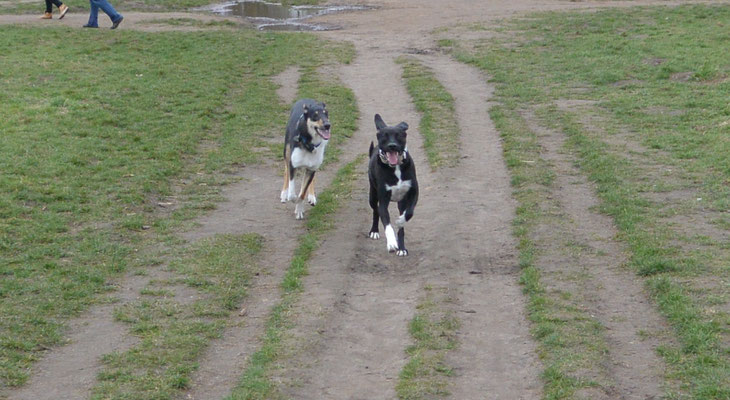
307;193;317;206
385;225;398;252
295;202;305;220
396;249;408;257
369;232;380;240
287;186;297;202
280;190;288;203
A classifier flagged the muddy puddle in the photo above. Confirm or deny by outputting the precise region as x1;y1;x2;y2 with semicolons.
201;0;370;31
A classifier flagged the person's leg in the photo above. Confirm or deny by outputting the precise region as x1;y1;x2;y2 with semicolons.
42;0;53;18
90;0;121;23
53;0;68;19
85;0;99;27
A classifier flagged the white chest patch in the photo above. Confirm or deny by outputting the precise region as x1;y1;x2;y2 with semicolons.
385;165;412;202
290;141;327;171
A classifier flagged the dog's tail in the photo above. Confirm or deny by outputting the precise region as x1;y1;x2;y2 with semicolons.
369;141;374;157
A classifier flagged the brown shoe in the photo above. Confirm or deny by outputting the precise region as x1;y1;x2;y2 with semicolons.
59;4;69;19
41;12;52;19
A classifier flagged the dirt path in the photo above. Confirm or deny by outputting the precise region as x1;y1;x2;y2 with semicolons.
7;278;143;400
0;0;707;398
269;43;544;398
522;107;670;399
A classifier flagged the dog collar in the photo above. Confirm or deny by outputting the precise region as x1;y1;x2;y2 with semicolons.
298;135;321;151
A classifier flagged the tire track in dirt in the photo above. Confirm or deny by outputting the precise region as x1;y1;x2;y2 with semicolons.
5;279;143;400
268;34;542;397
181;156;305;400
271;50;426;400
182;66;330;399
416;54;543;399
522;109;670;399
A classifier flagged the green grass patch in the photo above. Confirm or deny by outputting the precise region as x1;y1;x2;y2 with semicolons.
446;4;730;398
226;156;363;400
92;234;262;399
0;25;353;389
396;56;460;169
396;285;459;399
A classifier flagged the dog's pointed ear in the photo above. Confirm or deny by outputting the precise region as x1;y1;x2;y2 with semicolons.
303;104;309;116
374;114;387;130
396;122;409;132
321;102;326;109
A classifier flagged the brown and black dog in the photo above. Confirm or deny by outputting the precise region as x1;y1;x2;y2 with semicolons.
281;99;331;219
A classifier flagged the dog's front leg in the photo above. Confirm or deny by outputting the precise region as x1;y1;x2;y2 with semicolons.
394;199;413;256
295;170;315;220
286;163;298;202
378;200;398;252
307;175;317;206
281;147;293;203
394;189;418;230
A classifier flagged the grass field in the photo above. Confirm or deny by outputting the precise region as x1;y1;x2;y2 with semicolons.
0;24;354;391
442;4;729;398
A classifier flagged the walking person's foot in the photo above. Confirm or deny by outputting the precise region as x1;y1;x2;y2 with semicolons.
41;12;52;19
111;16;123;29
82;24;98;28
59;4;69;19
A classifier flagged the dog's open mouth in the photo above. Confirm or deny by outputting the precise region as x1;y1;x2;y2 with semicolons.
385;151;400;166
316;127;331;140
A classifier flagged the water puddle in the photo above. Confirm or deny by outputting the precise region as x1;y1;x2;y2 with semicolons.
200;0;370;31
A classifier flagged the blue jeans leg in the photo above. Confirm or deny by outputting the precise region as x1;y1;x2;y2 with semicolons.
89;0;122;24
87;0;98;26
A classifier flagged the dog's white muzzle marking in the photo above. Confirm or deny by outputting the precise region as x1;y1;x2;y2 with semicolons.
385;224;398;252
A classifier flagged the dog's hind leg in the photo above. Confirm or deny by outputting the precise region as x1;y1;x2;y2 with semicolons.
368;186;380;239
307;175;317;206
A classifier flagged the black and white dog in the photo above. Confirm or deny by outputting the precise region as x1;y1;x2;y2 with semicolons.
368;114;418;256
281;99;330;220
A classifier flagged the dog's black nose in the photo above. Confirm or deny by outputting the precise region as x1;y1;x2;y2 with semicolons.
324;122;331;130
387;143;399;151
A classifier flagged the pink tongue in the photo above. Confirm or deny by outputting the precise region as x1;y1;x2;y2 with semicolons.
319;129;330;140
386;151;399;165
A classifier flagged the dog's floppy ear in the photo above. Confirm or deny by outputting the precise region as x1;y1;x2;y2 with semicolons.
396;122;409;132
374;114;387;131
